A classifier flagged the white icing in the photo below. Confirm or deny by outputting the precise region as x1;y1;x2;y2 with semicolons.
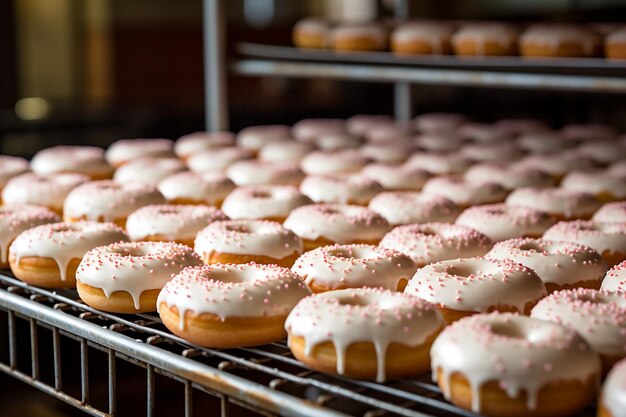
458;122;515;143
602;358;626;417
1;172;89;211
506;187;600;219
314;132;363;151
413;113;467;133
31;146;112;178
157;171;235;205
227;160;304;186
0;206;60;264
258;141;314;162
517;131;575;154
368;192;460;225
602;261;626;293
113;157;186;185
105;139;174;165
561;124;617;142
363;123;413;144
414;132;464;152
300;174;383;205
300;149;368;175
515;151;596;176
174;131;235;158
577;140;626;164
422;175;508;206
392;21;454;54
562;170;626;199
406;152;472;175
594;202;626;223
464;163;555;190
610;160;626;177
452;23;519;54
360;142;414;163
293;17;330;38
543;221;626;259
186;147;254;173
361;163;432;191
346;114;392;137
0;156;29;188
520;24;601;56
460;142;524;162
237;125;291;151
292;119;346;144
221;185;311;220
329;24;387;50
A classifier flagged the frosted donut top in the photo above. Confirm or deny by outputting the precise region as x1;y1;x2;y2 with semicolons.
0;205;60;264
506;187;600;219
369;192;460;226
413;112;468;133
406;152;472;175
174;131;235;157
2;172;89;210
361;163;432;191
221;184;311;220
105;139;174;165
562;170;626;199
464;163;555;190
346;114;393;137
544;220;626;258
516;151;596;176
460;142;524;162
237;125;291;150
293;17;330;36
329;24;388;49
300;174;383;205
452;22;519;47
517;131;575;154
0;156;29;188
157;171;235;205
561;124;617;142
392;21;455;53
113;157;186;185
602;260;626;293
422;175;508;206
300;149;368;175
458;122;515;143
31;146;112;177
594;201;626;223
360;142;414;163
414;132;464;152
520;24;601;55
186;147;254;173
292;118;346;143
602;358;626;417
314;132;363;151
227;160;304;186
577;140;626;164
258;141;314;162
610;160;626;177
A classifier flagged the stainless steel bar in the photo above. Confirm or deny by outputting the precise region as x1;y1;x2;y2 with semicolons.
147;364;155;417
394;82;412;122
220;394;230;417
30;317;39;379
232;59;626;93
8;310;16;369
184;380;193;417
108;349;116;415
53;326;62;390
81;338;90;404
203;0;229;131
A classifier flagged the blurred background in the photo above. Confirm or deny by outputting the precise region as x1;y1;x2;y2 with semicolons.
1;0;626;156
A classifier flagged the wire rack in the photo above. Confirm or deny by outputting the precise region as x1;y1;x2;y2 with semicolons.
0;271;598;417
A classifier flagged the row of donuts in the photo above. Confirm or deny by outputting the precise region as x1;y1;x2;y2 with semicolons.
293;18;626;59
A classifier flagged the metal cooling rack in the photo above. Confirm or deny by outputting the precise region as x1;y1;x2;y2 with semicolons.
0;271;595;417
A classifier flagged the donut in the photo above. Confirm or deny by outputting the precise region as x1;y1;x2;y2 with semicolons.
194;219;303;267
515;151;596;179
0;156;29;197
226;160;305;186
300;149;368;175
292;244;416;293
602;260;626;293
414;131;464;152
531;288;626;372
520;24;602;58
76;241;202;313
300;175;383;205
610;160;626;177
186;147;254;173
577;140;626;165
599;358;626;417
562;170;626;202
362;122;413;144
561;124;618;142
413;112;468;133
493;118;550;136
1;172;89;215
237;125;290;151
329;23;387;52
391;21;454;55
460;142;524;163
431;312;600;417
105;139;174;167
458;122;514;143
9;221;129;288
157;171;235;207
517;131;575;154
361;163;432;191
422;175;508;208
486;238;607;293
315;132;363;150
31;146;113;180
594;201;626;223
380;223;492;267
360;141;414;163
543;220;626;267
506;187;600;220
606;26;626;59
0;206;60;269
174;131;235;159
158;263;311;348
63;180;166;227
368;192;460;226
220;185;311;222
283;204;390;251
113;157;186;185
451;22;519;56
125;204;227;246
456;203;555;242
292;17;331;48
406;152;472;175
292;118;345;144
258;141;314;163
285;288;445;382
464;163;556;190
345;114;392;137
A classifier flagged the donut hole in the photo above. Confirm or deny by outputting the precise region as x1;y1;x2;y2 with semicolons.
211;270;246;284
156;208;180;216
518;241;542;252
319;207;340;216
445;264;476;278
574;293;601;304
484;207;505;216
489;322;526;340
336;294;370;307
250;190;271;199
114;247;147;257
418;228;439;237
326;248;353;259
225;224;250;234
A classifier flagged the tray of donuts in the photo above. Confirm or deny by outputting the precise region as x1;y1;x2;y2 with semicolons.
0;113;626;417
291;18;626;63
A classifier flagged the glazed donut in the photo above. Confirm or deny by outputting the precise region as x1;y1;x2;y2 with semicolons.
292;17;331;49
594;201;626;223
486;238;607;293
361;163;431;191
157;171;235;207
493;118;550;136
391;21;454;55
577;140;626;165
431;312;600;417
186;147;254;173
360;141;414;163
194;219;303;267
531;288;626;372
315;132;363;151
227;160;304;186
515;151;596;179
9;221;128;288
292;244;416;293
460;142;524;163
220;185;311;222
158;263;311;348
451;22;519;56
76;241;202;313
174;131;235;159
517;131;575;154
300;149;368;175
606;26;626;59
506;187;600;220
292;118;345;144
369;192;461;226
345;114;392;137
300;175;382;205
113;157;186;185
285;288;445;382
464;163;556;190
561;124;618;142
329;23;387;52
405;152;472;175
258;141;314;163
543;220;626;267
414;132;464;152
406;258;546;322
0;156;29;196
125;204;227;246
237;125;291;151
413;112;468;133
105;139;174;167
602;261;626;293
458;122;514;143
422;175;508;208
380;223;492;267
0;206;60;269
599;358;626;417
562;170;626;202
63;180;166;227
456;203;555;242
1;172;89;215
283;204;390;251
520;24;602;58
31;146;113;180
